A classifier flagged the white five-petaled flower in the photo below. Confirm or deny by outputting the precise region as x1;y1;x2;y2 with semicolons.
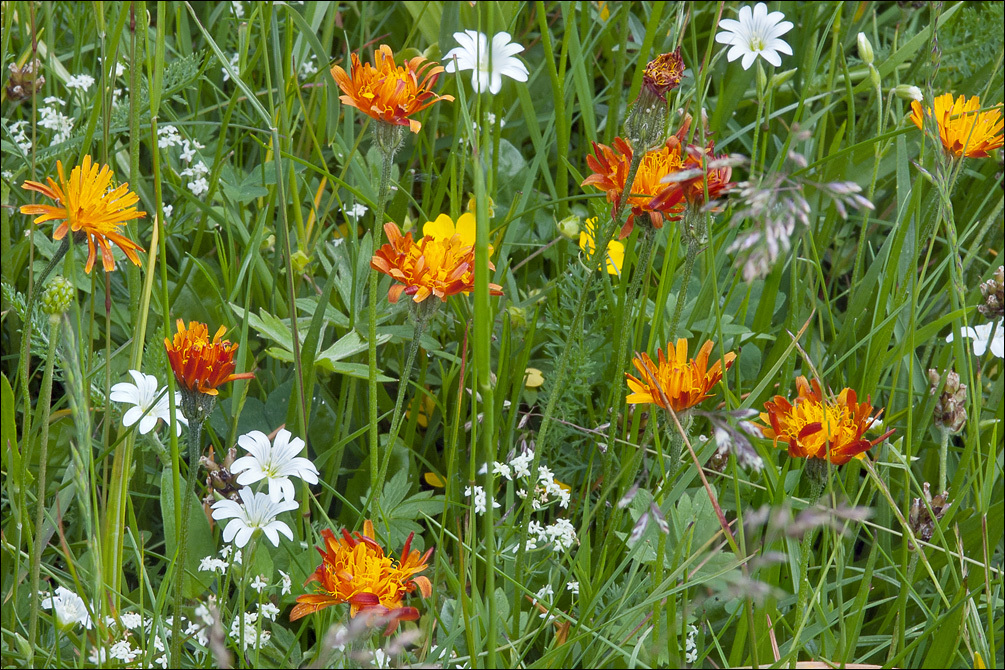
230;429;319;503
41;586;93;631
443;30;529;95
714;3;794;70
946;319;1004;359
210;488;298;548
110;370;188;436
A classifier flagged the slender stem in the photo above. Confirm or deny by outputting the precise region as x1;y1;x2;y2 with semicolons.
937;427;950;494
669;224;701;338
171;416;204;665
368;127;400;510
27;316;59;653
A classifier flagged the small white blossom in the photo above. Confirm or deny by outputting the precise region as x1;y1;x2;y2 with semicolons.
258;602;280;621
510;450;533;479
211;488;298;548
492;461;512;480
946;319;1004;359
199;556;229;573
250;574;269;593
231;428;319;503
66;73;96;91
110;370;188;436
229;611;270;649
120;611;144;630
231;1;244;18
345;202;368;221
464;485;500;515
279;569;292;596
222;52;241;82
9;120;31;153
188;177;209;196
546;518;578;552
715;3;794;70
567;581;579;595
109;640;140;663
41;587;93;631
38;99;74;144
158;125;183;148
162;204;174;219
685;624;699;663
444;31;529;95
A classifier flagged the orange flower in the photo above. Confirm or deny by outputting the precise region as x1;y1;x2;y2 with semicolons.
164;319;254;396
758;376;893;465
370;222;503;304
582;133;687;238
653;141;735;211
911;93;1004;159
331;44;454;133
290;520;433;631
20;155;145;273
626;339;736;413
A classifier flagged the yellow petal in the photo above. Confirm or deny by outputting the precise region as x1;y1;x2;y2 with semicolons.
455;212;477;247
423;472;447;488
422;213;456;241
524;367;545;388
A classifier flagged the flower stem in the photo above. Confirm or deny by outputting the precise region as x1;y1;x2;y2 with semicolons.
170;414;205;665
368;123;402;511
27;315;59;653
937;426;950;494
668;212;704;338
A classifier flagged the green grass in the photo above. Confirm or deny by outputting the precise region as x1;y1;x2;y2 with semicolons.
1;1;1002;668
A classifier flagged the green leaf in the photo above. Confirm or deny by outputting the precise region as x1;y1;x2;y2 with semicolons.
1;373;19;497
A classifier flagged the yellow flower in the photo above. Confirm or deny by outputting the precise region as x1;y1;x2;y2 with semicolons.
20;155;145;273
370;222;503;304
422;212;476;247
164;320;255;396
330;44;454;134
290;520;433;633
626;339;736;413
911;93;1004;158
523;367;545;388
578;217;624;275
758;376;893;465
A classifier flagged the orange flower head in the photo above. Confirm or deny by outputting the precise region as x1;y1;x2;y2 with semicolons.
20;155;145;273
626;339;736;413
290;520;433;632
642;48;685;97
758;376;894;465
164;319;255;396
582;133;688;238
331;44;454;133
370;222;503;304
911;93;1004;159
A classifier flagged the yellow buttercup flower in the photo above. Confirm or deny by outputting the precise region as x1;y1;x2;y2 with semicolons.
911;93;1004;159
578;217;624;275
422;212;477;247
20;155;145;273
626;339;736;413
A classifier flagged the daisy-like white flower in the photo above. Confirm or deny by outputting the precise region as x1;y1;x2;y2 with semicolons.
210;488;298;548
443;30;529;95
110;370;188;436
715;3;794;70
41;586;93;631
946;319;1004;358
230;429;319;503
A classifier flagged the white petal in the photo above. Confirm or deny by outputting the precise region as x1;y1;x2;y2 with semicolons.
234;526;254;548
769;39;793;56
138;414;158;435
262;525;280;547
110;383;139;404
122;406;143;428
761;49;782;67
229;455;259;476
741;51;758;70
222;520;241;544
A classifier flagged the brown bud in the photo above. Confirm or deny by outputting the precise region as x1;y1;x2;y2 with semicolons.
928;369;967;434
978;266;1004;319
908;482;950;549
6;59;44;102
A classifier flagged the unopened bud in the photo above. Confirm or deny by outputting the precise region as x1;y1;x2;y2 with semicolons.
857;33;875;66
40;275;74;317
928;368;967;434
894;84;923;102
506;304;528;329
770;68;797;89
557;215;580;240
869;65;881;90
978;266;1004;319
290;250;310;274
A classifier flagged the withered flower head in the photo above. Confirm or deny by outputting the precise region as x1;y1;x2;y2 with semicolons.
625;48;685;152
979;266;1004;319
908;482;950;549
928;368;967;434
642;48;685;97
7;59;45;101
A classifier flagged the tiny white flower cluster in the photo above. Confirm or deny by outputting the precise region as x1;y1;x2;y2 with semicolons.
223;52;241;82
230;610;271;649
345;202;368;221
524;517;577;552
685;623;699;664
181;160;211;196
495;451;570;510
38;96;75;144
464;485;501;515
66;73;95;91
298;53;318;80
9;119;32;154
158;125;206;163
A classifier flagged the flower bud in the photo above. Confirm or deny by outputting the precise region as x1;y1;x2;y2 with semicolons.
290;250;310;274
557;214;581;240
869;65;882;90
770;68;798;89
894;84;923;102
506;304;528;329
857;32;875;66
978;266;1004;319
624;49;684;152
41;275;74;317
928;368;967;434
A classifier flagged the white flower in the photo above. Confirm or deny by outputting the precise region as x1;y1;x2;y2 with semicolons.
946;319;1004;358
278;569;292;596
685;624;699;663
546;518;578;552
345;202;368;220
109;640;140;663
163;204;174;219
110;370;188;436
66;73;96;90
258;602;280;621
120;611;144;630
715;3;793;70
492;461;512;480
231;429;319;503
443;30;529;95
464;485;500;515
199;556;229;573
41;586;93;630
250;574;269;593
187;176;209;197
566;580;579;595
510;450;533;479
229;612;270;649
211;488;298;548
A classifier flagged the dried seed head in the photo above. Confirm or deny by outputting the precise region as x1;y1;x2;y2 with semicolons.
908;482;950;549
928;368;967;434
978;266;1004;319
6;59;44;102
